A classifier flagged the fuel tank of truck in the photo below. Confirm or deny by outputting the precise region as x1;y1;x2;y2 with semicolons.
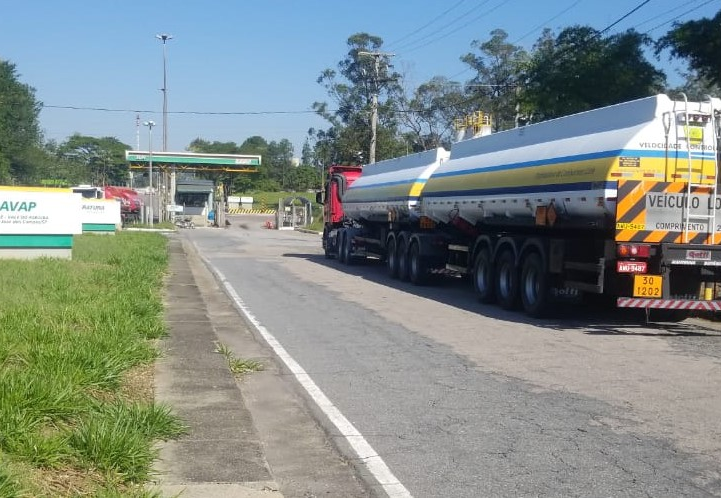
342;147;450;223
420;94;719;229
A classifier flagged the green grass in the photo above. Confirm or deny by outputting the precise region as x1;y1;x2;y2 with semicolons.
214;342;264;376
124;221;176;230
0;232;185;497
0;464;22;498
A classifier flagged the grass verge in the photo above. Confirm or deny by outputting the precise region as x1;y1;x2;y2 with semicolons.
0;232;185;497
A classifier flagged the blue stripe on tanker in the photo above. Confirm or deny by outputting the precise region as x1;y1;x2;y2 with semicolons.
344;196;422;202
345;146;713;206
350;179;428;190
422;181;617;198
348;148;712;194
431;148;713;179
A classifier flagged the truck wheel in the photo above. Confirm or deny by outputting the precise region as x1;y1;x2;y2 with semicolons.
323;228;334;259
398;238;410;281
520;253;549;317
387;237;399;278
409;242;428;285
341;233;353;265
337;230;346;262
495;250;520;310
473;248;495;303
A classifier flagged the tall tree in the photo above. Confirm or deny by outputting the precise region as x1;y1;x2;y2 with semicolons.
461;29;529;131
522;27;665;121
236;136;277;191
267;139;294;189
656;9;721;88
312;32;406;164
0;59;42;183
666;69;720;102
398;76;471;151
57;134;131;186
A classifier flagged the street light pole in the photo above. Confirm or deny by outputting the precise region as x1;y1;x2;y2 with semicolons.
143;121;155;226
156;33;172;151
156;33;174;220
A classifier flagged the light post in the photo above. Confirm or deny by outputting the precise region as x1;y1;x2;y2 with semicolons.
156;33;172;151
157;33;173;220
143;120;155;226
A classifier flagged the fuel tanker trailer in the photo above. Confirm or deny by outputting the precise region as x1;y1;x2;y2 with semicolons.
318;94;721;319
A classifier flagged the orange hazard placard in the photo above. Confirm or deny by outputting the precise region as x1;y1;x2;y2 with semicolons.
633;274;662;298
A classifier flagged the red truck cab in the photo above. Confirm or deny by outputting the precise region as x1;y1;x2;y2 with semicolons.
104;186;144;222
316;164;363;257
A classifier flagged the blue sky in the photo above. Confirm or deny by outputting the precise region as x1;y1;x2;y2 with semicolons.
1;0;717;157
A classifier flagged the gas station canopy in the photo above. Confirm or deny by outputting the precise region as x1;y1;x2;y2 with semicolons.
125;151;261;173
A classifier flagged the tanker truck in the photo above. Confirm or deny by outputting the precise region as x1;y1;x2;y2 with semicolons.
317;94;721;320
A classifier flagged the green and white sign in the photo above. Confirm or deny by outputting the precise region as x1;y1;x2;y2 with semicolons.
0;187;82;259
0;188;82;234
81;198;121;233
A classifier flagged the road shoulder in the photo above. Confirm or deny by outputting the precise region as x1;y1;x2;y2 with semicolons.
150;234;371;497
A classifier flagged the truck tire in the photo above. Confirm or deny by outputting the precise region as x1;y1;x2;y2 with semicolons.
520;253;549;317
323;228;334;259
341;232;353;265
473;248;495;303
495;250;520;310
387;237;399;278
409;242;428;285
337;230;346;263
398;238;410;281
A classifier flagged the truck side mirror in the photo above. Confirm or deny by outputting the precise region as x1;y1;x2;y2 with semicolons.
315;191;324;205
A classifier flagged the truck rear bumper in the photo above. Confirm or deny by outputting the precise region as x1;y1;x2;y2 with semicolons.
617;297;721;311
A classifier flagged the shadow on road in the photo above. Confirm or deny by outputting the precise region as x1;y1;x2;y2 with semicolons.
281;251;721;338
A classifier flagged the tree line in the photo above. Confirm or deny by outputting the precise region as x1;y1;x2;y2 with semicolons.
304;12;720;167
0;11;718;192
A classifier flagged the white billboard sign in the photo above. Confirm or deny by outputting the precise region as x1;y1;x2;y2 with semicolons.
0;188;82;234
81;198;121;225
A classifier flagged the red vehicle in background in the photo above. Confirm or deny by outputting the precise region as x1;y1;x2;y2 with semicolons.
104;186;143;223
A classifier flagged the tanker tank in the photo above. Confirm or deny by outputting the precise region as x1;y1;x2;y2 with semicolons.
342;147;450;223
420;94;718;229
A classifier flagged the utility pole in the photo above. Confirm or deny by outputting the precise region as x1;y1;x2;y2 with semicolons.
358;51;394;164
156;34;172;151
135;113;140;151
156;33;173;221
143;121;155;227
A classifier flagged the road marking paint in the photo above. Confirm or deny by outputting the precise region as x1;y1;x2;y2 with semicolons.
202;256;413;498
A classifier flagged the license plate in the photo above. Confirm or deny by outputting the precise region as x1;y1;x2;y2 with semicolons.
633;274;662;297
617;261;647;273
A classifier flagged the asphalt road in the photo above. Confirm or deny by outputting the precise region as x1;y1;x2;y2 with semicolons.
182;215;721;498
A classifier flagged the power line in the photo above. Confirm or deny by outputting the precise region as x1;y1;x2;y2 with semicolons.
39;101;476;120
42;104;319;115
512;0;584;44
631;0;706;30
385;0;467;48
598;0;651;35
446;0;586;81
642;0;716;34
388;0;499;53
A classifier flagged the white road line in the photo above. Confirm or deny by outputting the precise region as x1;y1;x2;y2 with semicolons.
202;257;413;498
